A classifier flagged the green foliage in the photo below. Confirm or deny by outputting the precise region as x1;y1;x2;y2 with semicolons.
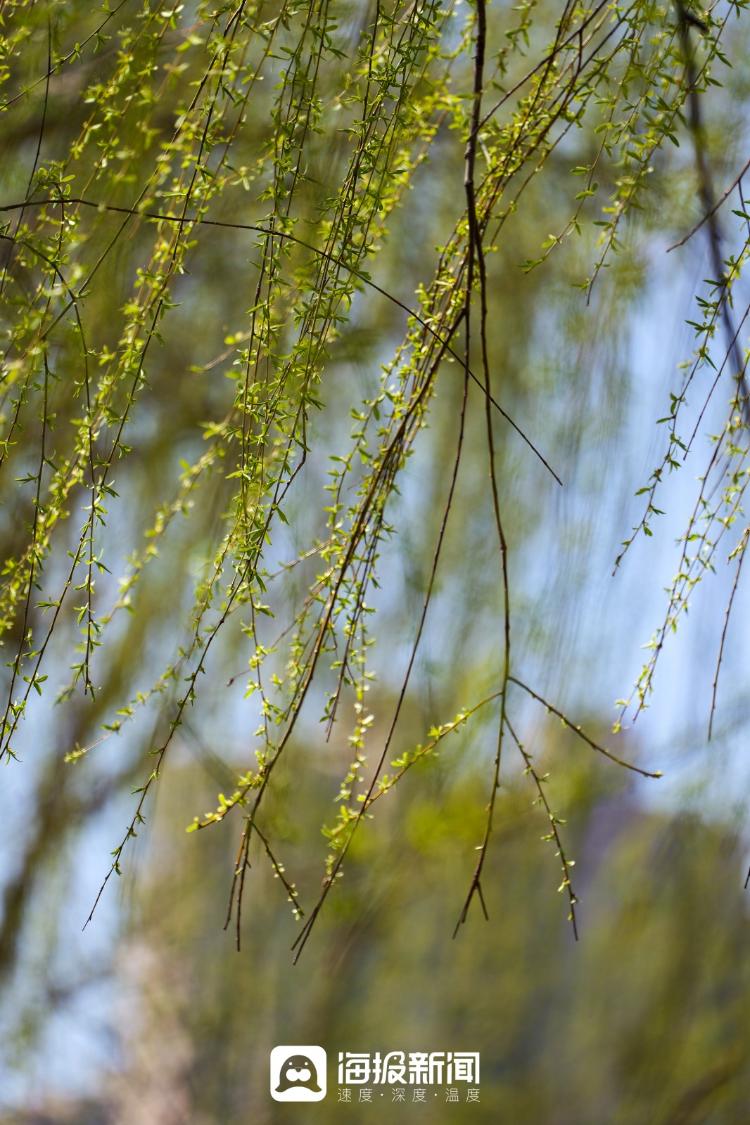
0;0;748;964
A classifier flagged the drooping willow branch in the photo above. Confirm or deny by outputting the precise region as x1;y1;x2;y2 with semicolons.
0;0;739;958
0;194;562;484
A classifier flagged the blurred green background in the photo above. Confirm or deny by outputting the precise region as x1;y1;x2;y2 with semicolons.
1;1;750;1121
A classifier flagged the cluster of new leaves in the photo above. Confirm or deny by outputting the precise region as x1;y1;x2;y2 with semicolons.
0;0;744;950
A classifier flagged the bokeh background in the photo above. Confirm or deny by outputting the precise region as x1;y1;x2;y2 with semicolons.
1;2;750;1121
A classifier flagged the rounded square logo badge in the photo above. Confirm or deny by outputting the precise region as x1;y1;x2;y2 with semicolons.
270;1045;327;1102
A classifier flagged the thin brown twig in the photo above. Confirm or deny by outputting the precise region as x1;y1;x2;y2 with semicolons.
454;0;507;938
508;675;663;779
708;527;749;740
504;713;579;939
667;154;750;253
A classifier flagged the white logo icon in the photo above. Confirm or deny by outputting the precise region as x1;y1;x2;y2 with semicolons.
270;1045;327;1102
